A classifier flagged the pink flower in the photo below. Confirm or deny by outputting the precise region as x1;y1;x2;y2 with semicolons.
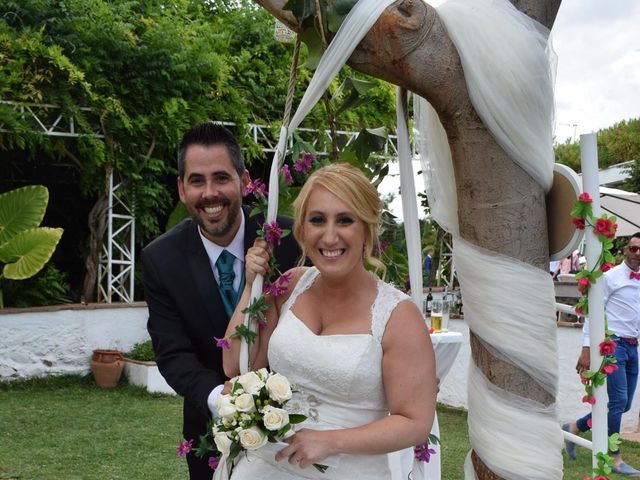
577;277;591;287
572;217;586;230
578;192;593;203
177;438;194;457
215;337;230;350
263;221;283;246
593;476;609;480
586;418;592;429
280;164;293;185
208;456;220;470
582;395;596;405
414;442;437;463
378;240;390;255
603;364;619;375
243;178;268;198
575;305;584;315
579;373;591;385
595;218;615;239
263;271;292;297
294;151;314;174
599;340;617;356
600;262;614;272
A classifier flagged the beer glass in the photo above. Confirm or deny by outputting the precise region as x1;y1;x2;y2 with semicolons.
431;299;443;332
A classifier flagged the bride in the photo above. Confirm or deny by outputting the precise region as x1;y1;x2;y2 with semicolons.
223;163;437;479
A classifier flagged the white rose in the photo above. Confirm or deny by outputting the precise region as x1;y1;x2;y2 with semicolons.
265;373;292;402
234;393;256;413
237;371;265;395
214;432;233;455
214;393;230;412
256;368;269;380
217;395;237;420
238;426;268;450
262;405;290;431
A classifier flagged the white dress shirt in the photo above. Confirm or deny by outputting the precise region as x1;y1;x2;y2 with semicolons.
198;211;246;292
196;211;246;415
582;261;640;346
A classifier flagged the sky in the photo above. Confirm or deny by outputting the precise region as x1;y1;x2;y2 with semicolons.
379;0;640;220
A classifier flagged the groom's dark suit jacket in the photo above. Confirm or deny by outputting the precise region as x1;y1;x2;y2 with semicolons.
142;207;300;442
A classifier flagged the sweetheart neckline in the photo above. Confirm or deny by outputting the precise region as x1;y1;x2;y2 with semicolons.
285;309;373;338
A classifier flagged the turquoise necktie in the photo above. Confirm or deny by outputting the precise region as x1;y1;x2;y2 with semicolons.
216;250;241;318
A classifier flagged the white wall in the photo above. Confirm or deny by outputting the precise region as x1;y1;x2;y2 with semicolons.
0;303;149;379
439;318;640;433
3;305;639;433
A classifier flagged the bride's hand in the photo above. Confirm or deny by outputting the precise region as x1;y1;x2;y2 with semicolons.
245;238;271;286
276;429;335;469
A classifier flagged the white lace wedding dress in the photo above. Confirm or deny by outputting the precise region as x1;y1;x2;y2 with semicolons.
230;267;411;480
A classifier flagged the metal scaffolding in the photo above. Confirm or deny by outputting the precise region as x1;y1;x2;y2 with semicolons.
97;170;136;303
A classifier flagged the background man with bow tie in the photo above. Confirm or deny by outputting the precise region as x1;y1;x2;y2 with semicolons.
142;123;300;480
563;232;640;475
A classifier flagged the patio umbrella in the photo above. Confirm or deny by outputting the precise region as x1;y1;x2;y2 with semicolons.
600;186;640;237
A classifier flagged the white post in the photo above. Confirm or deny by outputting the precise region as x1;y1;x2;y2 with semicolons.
580;132;608;469
396;88;423;311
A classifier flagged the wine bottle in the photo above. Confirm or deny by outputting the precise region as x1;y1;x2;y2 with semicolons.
425;288;433;315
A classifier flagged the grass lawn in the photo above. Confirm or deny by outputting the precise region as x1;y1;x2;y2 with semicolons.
2;375;640;479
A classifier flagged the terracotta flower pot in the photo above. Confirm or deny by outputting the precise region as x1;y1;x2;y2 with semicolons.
91;349;124;388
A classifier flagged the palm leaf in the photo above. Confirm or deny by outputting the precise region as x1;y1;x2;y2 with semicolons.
0;227;63;280
0;186;49;245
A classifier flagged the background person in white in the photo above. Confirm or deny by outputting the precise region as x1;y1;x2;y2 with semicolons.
563;232;640;476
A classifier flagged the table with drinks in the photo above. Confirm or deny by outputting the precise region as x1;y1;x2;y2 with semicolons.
389;294;464;480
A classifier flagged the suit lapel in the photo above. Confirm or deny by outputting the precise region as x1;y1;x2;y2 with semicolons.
185;221;224;325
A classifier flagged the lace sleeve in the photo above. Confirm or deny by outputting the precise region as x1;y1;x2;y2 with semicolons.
370;280;411;343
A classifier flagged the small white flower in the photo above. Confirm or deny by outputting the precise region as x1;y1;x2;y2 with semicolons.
257;368;269;380
266;373;292;402
214;432;233;455
237;371;265;395
238;426;268;450
262;405;290;431
234;392;256;413
217;395;237;421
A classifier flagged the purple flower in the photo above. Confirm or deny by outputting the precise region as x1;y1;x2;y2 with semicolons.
208;455;220;470
177;438;194;457
243;178;268;198
378;240;390;255
214;337;230;350
263;221;283;246
281;164;293;185
294;151;314;174
414;443;436;463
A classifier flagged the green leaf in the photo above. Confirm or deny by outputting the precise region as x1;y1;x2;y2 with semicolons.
0;185;49;245
288;414;307;424
0;227;63;280
349;128;388;164
299;28;323;70
283;0;316;23
165;202;189;232
608;432;622;452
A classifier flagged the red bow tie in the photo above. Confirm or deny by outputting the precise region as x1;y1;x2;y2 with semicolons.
630;272;640;280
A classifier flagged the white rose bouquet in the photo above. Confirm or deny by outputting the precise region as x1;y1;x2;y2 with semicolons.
194;368;319;475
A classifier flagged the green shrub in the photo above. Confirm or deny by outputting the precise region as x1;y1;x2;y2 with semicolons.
0;263;71;307
126;339;155;361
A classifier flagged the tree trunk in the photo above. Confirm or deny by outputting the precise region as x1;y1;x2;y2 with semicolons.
252;1;563;477
82;193;108;303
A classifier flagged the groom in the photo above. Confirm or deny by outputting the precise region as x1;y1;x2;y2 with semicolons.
142;123;300;479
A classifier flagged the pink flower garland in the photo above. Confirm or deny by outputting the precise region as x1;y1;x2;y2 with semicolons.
570;192;621;479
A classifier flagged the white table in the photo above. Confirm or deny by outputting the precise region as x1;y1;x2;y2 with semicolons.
389;331;464;480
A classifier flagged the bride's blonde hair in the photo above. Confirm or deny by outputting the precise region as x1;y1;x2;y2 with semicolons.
292;163;386;274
